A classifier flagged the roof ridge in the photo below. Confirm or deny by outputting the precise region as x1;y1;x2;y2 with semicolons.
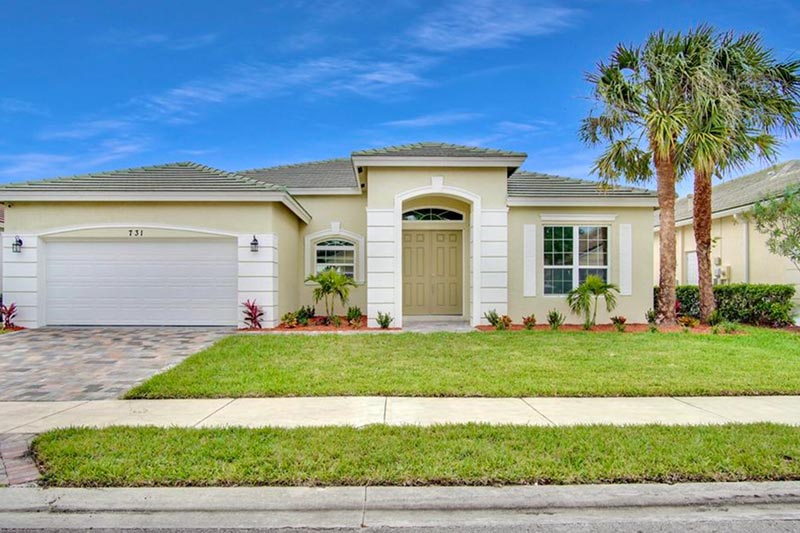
513;170;654;193
239;157;351;174
351;141;527;157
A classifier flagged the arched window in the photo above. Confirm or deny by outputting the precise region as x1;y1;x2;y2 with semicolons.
403;208;463;221
315;239;356;278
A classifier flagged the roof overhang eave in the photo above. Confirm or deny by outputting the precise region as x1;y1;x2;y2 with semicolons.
508;197;659;208
0;190;313;224
351;155;527;169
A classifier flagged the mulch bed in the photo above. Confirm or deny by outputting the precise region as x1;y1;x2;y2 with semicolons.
241;316;400;332
475;323;720;333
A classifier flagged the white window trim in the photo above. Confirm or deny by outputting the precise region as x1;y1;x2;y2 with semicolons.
542;225;611;295
304;226;365;284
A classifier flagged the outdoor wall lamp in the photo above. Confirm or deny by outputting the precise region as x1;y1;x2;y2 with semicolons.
11;236;23;253
250;235;259;253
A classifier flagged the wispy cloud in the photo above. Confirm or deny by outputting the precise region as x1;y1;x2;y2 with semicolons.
408;0;579;52
0;97;48;117
383;111;483;128
136;56;432;121
39;119;132;141
95;30;218;51
0;138;148;179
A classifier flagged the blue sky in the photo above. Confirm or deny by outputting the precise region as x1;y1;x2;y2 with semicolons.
1;0;799;195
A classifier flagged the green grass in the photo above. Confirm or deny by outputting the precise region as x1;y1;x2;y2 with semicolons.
33;424;800;487
126;329;800;398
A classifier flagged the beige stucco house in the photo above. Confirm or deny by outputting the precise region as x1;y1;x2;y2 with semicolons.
0;142;657;329
654;160;800;305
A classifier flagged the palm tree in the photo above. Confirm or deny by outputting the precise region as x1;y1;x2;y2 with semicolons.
581;30;694;324
682;28;800;320
305;269;356;323
567;275;620;329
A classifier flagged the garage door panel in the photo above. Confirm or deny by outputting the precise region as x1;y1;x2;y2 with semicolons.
45;240;238;326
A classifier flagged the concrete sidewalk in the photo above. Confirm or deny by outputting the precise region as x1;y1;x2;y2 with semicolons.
2;482;800;529
2;395;800;433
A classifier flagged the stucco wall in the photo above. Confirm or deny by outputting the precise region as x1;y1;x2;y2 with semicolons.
295;195;368;314
271;203;302;317
656;213;800;305
365;167;508;208
509;206;655;325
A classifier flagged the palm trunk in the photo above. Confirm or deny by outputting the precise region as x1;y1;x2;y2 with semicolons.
693;167;716;321
655;153;678;324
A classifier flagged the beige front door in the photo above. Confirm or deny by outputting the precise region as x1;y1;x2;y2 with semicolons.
402;230;463;315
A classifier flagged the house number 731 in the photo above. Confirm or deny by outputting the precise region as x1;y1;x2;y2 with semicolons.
129;229;144;237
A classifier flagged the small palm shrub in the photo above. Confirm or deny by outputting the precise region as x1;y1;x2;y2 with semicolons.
522;314;537;330
376;312;393;329
306;269;356;325
610;315;627;332
242;300;263;329
567;275;619;329
547;309;565;331
707;309;723;326
645;308;657;325
347;306;363;328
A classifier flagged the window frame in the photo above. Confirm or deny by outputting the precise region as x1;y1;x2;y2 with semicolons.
314;239;356;279
542;225;610;295
304;226;365;285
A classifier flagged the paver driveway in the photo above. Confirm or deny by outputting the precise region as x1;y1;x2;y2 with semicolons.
0;327;233;401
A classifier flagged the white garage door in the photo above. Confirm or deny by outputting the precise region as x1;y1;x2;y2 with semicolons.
45;239;238;326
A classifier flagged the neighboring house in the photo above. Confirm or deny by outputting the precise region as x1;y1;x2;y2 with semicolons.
653;160;800;305
0;142;657;329
0;204;4;293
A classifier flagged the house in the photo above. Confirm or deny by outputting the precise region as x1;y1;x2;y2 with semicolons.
653;160;800;305
0;142;657;329
0;205;4;291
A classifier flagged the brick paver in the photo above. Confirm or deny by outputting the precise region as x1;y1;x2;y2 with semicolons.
0;434;38;486
0;327;232;401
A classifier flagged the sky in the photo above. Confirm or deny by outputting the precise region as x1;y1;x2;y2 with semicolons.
1;0;799;196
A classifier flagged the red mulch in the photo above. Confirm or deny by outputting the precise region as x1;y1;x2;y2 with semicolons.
475;323;721;334
240;316;400;332
1;326;25;332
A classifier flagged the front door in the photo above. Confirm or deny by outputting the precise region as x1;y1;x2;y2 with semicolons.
402;230;462;315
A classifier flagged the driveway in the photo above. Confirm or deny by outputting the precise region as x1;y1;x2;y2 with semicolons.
0;327;233;401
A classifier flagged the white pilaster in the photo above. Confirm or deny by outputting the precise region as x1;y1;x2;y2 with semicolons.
2;234;39;328
366;209;396;328
237;233;279;328
479;209;508;321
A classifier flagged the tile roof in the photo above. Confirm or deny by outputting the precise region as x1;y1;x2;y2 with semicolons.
0;162;286;193
667;160;800;224
509;171;657;198
352;141;527;158
239;158;359;189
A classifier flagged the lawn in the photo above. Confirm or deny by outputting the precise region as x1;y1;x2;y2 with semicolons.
33;424;800;487
126;329;800;398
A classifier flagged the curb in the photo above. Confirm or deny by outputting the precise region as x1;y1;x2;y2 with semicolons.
3;481;800;513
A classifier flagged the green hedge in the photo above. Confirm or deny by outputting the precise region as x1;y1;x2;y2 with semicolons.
653;284;796;327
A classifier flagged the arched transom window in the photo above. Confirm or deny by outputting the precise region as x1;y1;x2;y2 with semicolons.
315;239;355;278
403;208;463;221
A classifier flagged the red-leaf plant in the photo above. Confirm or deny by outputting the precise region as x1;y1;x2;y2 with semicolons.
1;302;17;329
242;300;264;329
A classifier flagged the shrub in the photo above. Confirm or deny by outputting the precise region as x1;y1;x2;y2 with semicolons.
297;305;315;321
495;315;512;331
347;306;363;328
648;323;658;333
707;309;723;326
242;300;263;329
1;302;17;330
654;284;795;327
483;309;501;328
280;311;298;328
645;308;657;325
722;321;740;334
677;315;699;329
547;309;565;331
522;314;537;330
376;312;393;329
610;315;627;332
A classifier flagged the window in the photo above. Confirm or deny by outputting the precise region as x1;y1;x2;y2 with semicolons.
315;239;355;278
543;226;609;294
403;208;463;221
